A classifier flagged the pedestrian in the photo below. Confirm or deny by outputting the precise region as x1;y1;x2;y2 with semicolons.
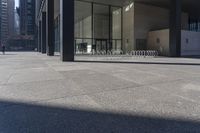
2;44;5;55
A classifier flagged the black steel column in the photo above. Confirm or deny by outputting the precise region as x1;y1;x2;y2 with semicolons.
60;0;74;61
41;12;46;54
38;21;42;52
169;0;182;57
108;5;112;53
91;3;94;53
46;0;54;56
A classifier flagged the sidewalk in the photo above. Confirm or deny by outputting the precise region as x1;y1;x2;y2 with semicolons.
0;52;200;133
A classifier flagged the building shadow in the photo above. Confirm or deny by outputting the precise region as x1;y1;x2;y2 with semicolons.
182;56;200;59
0;100;199;133
75;60;200;66
0;53;18;56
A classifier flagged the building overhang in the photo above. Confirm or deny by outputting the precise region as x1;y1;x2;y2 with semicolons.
79;0;200;18
38;0;200;19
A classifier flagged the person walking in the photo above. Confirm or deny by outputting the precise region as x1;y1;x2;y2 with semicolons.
2;44;5;55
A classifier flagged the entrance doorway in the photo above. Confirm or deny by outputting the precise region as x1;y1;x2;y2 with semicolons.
95;39;108;52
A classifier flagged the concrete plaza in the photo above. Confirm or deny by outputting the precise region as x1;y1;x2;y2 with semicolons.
0;52;200;133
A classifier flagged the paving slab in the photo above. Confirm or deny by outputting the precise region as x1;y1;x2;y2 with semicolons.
0;52;200;133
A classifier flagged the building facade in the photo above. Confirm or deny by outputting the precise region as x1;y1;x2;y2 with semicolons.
19;0;35;35
0;0;16;47
36;0;200;61
7;0;15;37
14;7;20;35
0;0;1;46
0;0;9;46
13;0;36;50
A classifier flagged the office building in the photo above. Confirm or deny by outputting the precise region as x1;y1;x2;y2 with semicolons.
14;0;36;50
0;0;9;46
36;0;200;61
19;0;35;35
0;0;16;47
0;0;1;46
7;0;15;37
14;7;20;35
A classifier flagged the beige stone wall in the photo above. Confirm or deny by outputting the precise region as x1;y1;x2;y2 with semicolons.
122;3;189;53
134;3;189;51
112;8;122;40
147;29;170;56
122;3;134;53
147;30;200;56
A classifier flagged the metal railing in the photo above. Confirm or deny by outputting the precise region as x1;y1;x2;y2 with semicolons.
76;50;159;58
130;50;159;57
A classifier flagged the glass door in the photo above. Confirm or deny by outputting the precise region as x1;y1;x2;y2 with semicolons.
95;39;108;52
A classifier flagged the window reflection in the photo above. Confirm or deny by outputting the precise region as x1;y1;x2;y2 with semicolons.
74;1;122;54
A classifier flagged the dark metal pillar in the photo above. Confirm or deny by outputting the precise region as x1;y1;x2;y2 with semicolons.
46;0;54;56
60;0;74;61
38;21;42;52
41;12;47;54
169;0;182;57
108;5;112;53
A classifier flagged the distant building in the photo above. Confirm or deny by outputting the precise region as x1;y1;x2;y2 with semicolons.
0;0;15;47
19;0;35;35
14;8;20;35
7;0;15;37
10;0;36;51
0;0;1;46
0;0;9;46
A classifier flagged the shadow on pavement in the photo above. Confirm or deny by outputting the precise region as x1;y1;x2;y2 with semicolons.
75;60;200;66
0;100;199;133
0;53;18;56
182;56;200;59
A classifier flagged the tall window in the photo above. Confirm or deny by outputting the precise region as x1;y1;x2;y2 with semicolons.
111;7;122;51
74;1;122;54
75;1;92;54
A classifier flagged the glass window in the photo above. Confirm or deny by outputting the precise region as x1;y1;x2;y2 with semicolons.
75;1;92;39
74;1;122;54
111;7;122;40
75;39;92;54
93;4;109;40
